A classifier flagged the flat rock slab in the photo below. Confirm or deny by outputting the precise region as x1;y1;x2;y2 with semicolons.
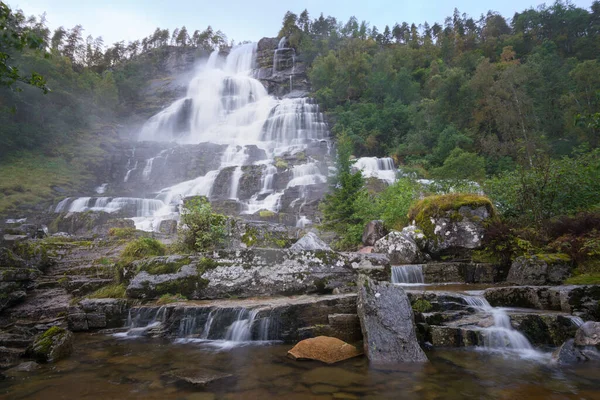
288;336;363;364
166;368;233;386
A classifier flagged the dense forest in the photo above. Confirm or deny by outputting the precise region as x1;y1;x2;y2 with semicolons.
1;1;600;265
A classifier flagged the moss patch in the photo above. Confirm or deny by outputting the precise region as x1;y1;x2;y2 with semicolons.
120;237;166;263
565;273;600;284
531;253;571;263
156;293;187;305
412;299;433;313
87;283;126;299
408;193;495;239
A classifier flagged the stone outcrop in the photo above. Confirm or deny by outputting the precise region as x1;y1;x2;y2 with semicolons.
29;326;74;363
484;285;600;321
68;298;129;331
373;228;424;264
290;232;330;251
507;254;571;285
287;336;363;364
0;248;40;312
408;194;494;258
420;262;502;284
125;250;390;300
553;339;600;364
356;276;428;363
362;220;386;247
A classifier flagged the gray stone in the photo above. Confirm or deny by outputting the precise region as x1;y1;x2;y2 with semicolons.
166;368;233;386
86;313;107;329
552;339;594;364
30;327;74;363
507;255;571;285
574;321;600;347
373;228;423;264
158;220;178;235
356;276;428;363
67;313;89;331
362;220;386;247
290;232;330;251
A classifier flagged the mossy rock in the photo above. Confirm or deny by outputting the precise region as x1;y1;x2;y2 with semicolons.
29;326;74;363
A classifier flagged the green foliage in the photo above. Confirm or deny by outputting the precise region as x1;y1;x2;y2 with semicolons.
179;196;226;252
0;3;49;93
431;148;486;181
377;178;420;230
120;237;166;263
412;299;433;313
156;293;187;305
108;227;137;239
87;283;126;299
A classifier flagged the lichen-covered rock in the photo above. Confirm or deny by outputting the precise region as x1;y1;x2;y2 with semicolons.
287;336;362;364
362;220;387;247
356;276;428;363
408;194;494;258
158;219;178;235
507;254;571;285
373;228;424;264
126;264;205;299
68;298;129;331
574;321;600;347
290;232;330;251
552;339;600;364
29;326;74;363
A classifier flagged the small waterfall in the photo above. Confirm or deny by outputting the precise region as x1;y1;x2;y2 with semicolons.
68;197;92;212
95;183;108;194
54;197;71;213
354;157;397;184
296;216;311;228
287;163;326;188
241;192;283;215
391;265;425;284
459;293;539;355
567;316;585;327
142;158;155;181
121;306;275;345
229;166;243;199
260;164;277;194
124;160;138;183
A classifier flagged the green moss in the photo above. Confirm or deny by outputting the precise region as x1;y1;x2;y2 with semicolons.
120;237;165;263
274;157;288;169
532;253;571;263
35;326;66;355
565;273;600;284
156;293;187;305
87;283;126;299
408;194;496;239
259;210;276;218
412;299;433;313
108;227;137;239
241;227;258;247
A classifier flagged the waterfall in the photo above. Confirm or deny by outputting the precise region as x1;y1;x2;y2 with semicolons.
95;184;108;194
458;293;542;358
229;166;243;199
54;42;330;231
354;157;397;184
391;265;425;284
120;306;275;345
296;216;311;228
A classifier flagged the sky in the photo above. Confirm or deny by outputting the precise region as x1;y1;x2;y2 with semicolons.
8;0;597;46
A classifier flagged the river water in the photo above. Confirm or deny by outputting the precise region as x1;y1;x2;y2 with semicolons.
1;333;598;399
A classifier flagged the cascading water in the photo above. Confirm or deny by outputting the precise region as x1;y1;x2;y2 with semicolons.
391;265;425;285
53;42;330;231
354;157;397;184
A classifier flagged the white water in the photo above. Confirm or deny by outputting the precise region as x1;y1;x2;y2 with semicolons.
391;265;425;285
354;157;397;184
459;292;547;360
53;42;329;231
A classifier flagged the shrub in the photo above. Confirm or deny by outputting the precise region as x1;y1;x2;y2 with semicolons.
120;237;165;263
108;227;137;239
412;299;433;313
179;196;226;252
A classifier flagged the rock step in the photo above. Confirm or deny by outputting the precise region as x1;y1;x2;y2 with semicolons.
4;288;72;322
0;333;33;348
0;347;27;368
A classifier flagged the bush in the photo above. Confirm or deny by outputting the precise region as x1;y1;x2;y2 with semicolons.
179;196;226;252
120;237;165;262
377;178;420;230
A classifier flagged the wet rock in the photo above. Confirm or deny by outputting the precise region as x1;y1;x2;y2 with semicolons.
29;326;74;363
287;336;362;364
552;339;600;364
302;367;366;387
126;265;201;299
5;361;40;375
362;220;386;247
356;276;428;363
290;232;330;251
166;368;233;386
575;322;600;347
507;255;571;285
421;262;498;284
227;219;297;249
373;229;423;264
158;220;178;235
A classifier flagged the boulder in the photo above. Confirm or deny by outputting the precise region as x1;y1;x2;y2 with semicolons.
574;321;600;347
373;228;424;264
290;232;330;251
356;276;428;363
287;336;363;364
507;254;571;285
158;219;178;235
362;220;386;246
29;326;74;363
552;339;600;364
408;194;494;258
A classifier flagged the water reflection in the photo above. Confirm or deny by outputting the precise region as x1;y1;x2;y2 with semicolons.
0;334;598;399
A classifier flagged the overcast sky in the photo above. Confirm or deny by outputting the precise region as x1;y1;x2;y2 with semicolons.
9;0;596;46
